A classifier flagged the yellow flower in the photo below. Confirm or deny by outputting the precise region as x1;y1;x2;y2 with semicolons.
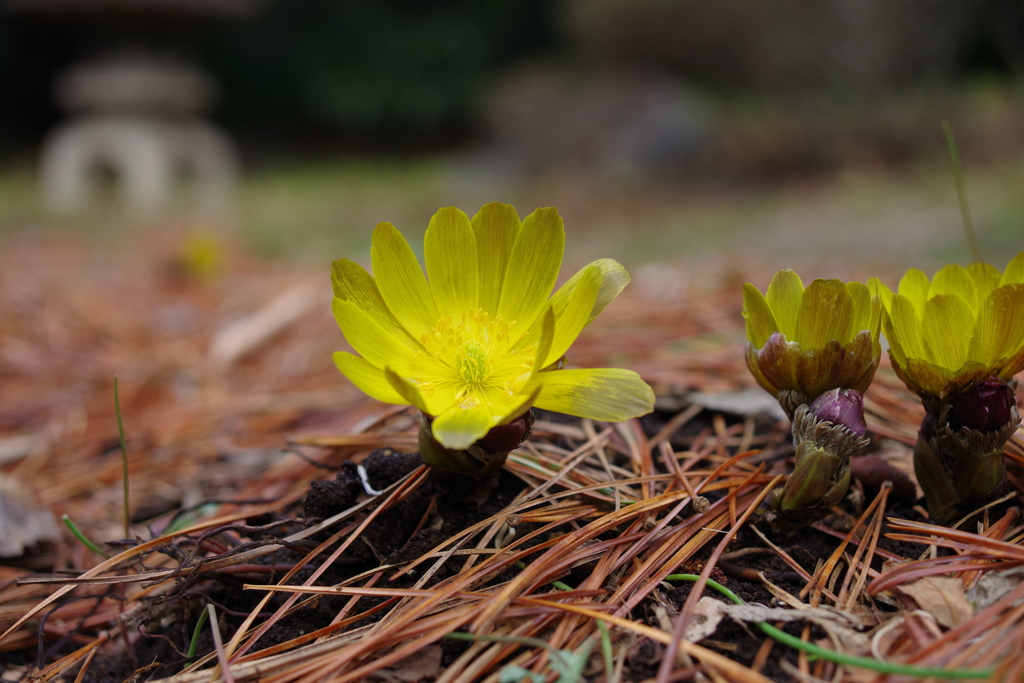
743;271;881;403
331;203;655;449
871;254;1024;398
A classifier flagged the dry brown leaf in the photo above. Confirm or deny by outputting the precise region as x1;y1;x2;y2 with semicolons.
966;566;1024;611
0;478;60;557
686;389;786;420
682;596;726;642
893;576;973;628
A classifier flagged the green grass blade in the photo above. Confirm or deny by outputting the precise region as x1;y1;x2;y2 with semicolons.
666;574;992;679
61;514;110;559
114;376;130;539
941;121;984;264
187;605;211;658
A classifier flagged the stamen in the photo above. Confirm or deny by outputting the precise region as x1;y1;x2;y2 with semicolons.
412;309;535;404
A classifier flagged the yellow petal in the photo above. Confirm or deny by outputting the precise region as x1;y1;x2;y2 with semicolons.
371;222;439;338
793;279;855;349
331;258;419;346
929;264;978;310
845;281;873;336
749;334;798;397
497;207;565;330
471;202;520;317
901;357;962;398
967;262;1001;303
764;270;804;338
888;294;925;362
742;283;779;348
332;352;407;405
498;385;542;424
869;293;882;344
1001;253;1024;286
419;385;459;418
477;384;522;419
968;284;1024;368
533;306;556;375
332;298;418;376
920;293;975;371
997;343;1024;381
514;259;628;354
425;207;478;318
431;405;494;449
508;300;557;358
869;277;894;311
881;309;907;370
383;367;433;414
544;265;601;367
897;268;930;315
530;368;655;421
548;258;631;328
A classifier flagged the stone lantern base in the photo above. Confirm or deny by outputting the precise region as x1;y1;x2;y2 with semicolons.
42;116;236;213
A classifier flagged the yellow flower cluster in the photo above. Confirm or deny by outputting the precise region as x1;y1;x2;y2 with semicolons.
743;255;1024;403
742;270;881;406
870;255;1024;398
332;199;1024;523
744;255;1024;522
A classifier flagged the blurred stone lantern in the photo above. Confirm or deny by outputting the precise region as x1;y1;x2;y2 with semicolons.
8;0;257;214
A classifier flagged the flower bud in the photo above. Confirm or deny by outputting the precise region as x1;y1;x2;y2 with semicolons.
477;411;535;454
808;388;867;439
948;379;1015;434
920;411;938;443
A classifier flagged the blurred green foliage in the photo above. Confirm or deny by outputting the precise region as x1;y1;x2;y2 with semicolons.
202;0;556;142
0;0;556;151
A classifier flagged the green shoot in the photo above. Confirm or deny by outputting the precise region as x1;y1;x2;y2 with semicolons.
666;574;993;679
114;376;130;539
162;503;221;536
596;620;614;683
941;121;984;264
514;560;575;593
62;514;110;559
187;605;211;658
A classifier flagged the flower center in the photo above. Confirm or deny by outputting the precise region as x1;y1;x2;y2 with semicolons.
457;340;488;385
413;309;534;405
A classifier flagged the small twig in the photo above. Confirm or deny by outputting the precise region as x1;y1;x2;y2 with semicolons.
206;605;235;683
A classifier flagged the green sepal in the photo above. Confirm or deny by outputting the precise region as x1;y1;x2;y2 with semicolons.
915;433;1007;523
418;419;508;479
778;442;849;511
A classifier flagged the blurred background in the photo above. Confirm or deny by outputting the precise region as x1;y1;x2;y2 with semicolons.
2;0;1024;566
1;0;1023;269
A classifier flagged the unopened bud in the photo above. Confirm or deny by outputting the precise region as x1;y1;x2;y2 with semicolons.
948;379;1015;434
477;410;535;454
808;388;867;439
